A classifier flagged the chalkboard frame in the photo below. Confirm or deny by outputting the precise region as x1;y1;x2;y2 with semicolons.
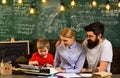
0;40;30;55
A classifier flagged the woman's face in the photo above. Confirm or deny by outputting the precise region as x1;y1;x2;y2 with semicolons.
60;35;74;47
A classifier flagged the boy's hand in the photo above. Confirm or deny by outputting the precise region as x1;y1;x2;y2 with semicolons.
46;63;53;67
29;61;39;66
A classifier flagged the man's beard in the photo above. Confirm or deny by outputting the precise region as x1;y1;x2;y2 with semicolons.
87;38;99;49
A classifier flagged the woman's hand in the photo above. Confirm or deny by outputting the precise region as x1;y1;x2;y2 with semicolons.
55;68;66;73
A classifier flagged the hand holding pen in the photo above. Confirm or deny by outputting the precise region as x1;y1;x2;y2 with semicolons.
41;63;53;68
46;63;53;67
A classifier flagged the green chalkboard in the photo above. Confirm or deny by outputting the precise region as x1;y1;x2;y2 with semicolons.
0;0;120;47
0;41;29;62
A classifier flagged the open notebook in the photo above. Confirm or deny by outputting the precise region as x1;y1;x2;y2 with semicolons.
18;64;39;70
18;64;58;76
24;68;58;76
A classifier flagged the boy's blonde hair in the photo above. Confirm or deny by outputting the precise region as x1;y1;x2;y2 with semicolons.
36;38;50;50
60;27;75;38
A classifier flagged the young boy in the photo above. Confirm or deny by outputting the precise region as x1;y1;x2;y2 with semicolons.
29;38;54;67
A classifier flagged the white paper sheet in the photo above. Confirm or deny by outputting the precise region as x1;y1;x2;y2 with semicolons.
49;68;58;74
79;73;92;77
56;73;81;77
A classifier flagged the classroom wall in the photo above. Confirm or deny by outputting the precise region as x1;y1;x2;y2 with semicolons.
0;0;120;74
0;0;120;48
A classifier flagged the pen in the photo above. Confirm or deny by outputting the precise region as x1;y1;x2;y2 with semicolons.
41;63;48;68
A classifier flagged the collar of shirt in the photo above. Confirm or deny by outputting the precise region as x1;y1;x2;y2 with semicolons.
68;41;77;49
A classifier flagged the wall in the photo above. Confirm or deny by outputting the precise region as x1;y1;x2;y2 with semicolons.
0;0;120;47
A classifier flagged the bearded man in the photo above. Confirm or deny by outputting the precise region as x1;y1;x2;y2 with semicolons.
81;22;113;73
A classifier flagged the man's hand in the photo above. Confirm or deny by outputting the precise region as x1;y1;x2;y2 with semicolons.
81;68;92;72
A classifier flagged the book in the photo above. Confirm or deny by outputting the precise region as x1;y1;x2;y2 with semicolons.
18;64;39;70
24;67;58;76
14;64;58;76
91;71;112;78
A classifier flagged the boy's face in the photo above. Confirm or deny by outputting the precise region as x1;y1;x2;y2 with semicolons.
38;47;48;58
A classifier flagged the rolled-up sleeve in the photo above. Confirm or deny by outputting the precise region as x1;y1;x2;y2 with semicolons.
54;48;61;68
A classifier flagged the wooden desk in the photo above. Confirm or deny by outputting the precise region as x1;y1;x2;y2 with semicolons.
0;74;120;78
0;74;40;78
112;74;120;78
